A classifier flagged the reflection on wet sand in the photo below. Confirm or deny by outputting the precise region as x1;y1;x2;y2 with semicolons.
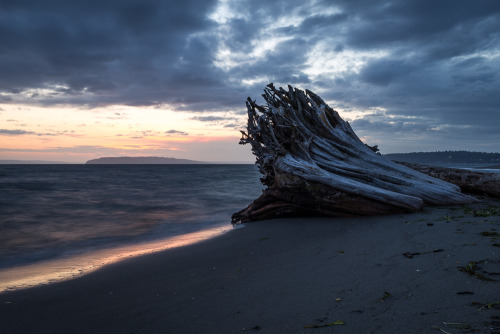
0;225;234;293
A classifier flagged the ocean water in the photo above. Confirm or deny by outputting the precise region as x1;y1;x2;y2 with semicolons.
0;164;263;290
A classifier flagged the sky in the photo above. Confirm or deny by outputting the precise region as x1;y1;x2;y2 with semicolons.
0;0;499;163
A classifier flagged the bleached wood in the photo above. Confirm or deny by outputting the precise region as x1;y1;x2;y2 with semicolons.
232;84;476;223
395;162;500;197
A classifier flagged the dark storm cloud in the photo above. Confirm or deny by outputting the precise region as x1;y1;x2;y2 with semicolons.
1;0;499;150
341;1;500;52
0;0;221;106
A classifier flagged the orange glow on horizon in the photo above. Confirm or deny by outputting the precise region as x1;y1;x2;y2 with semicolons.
0;102;252;162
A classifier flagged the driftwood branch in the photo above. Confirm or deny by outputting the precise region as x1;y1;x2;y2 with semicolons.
395;162;500;197
232;84;476;224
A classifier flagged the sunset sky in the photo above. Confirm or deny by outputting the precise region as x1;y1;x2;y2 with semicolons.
1;0;499;163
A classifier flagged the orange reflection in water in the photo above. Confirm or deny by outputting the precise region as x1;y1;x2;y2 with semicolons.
0;225;235;293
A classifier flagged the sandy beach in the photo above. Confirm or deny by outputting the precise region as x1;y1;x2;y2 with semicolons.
1;198;499;333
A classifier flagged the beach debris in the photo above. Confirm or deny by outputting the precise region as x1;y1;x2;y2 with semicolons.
473;206;500;217
404;249;444;258
432;326;451;334
232;84;476;223
442;322;471;329
459;260;498;281
242;325;262;331
438;215;454;222
482;231;500;247
472;301;500;311
432;322;472;333
379;291;391;301
456;291;474;295
464;206;475;214
481;231;500;237
303;320;345;328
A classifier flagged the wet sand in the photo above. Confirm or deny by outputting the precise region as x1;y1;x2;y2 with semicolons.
0;225;233;293
1;198;499;333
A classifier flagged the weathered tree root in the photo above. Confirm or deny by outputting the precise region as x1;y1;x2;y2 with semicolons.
232;84;476;224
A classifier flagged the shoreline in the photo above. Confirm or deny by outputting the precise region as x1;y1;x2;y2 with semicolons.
1;199;499;333
0;224;234;293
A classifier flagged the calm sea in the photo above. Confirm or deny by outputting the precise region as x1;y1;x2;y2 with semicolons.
1;163;497;291
0;164;262;286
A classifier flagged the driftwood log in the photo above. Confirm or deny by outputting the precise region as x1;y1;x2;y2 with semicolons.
395;162;500;198
232;84;476;224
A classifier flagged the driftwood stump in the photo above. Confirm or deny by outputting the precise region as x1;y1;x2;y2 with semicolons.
232;84;476;224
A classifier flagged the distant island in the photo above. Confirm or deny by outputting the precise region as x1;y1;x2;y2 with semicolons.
384;151;500;167
85;156;205;164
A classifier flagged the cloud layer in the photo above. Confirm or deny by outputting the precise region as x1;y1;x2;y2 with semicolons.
1;0;499;152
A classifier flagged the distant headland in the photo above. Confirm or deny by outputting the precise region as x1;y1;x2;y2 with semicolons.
85;156;205;164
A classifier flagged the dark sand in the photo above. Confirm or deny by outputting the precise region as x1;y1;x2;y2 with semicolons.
1;198;499;333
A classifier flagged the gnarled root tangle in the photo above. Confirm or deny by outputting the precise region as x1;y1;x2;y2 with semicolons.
232;84;476;224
